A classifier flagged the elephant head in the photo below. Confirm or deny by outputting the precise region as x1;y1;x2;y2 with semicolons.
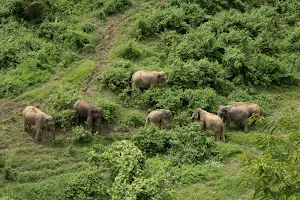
190;108;203;121
88;108;103;133
161;109;172;129
156;71;167;86
217;106;229;122
44;116;55;132
44;115;55;140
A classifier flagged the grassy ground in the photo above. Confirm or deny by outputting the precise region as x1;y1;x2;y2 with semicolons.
1;0;300;199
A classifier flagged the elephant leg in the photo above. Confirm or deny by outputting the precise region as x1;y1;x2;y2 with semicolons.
28;125;32;133
199;122;205;130
35;128;41;142
243;120;249;132
225;119;231;128
149;80;157;88
87;116;93;132
75;111;79;125
221;132;225;142
52;131;56;141
41;128;46;142
215;132;221;141
92;120;96;134
24;121;27;132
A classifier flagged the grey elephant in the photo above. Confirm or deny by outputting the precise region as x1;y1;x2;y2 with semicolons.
191;108;225;142
229;102;262;117
74;100;103;134
23;106;55;142
145;109;172;129
131;70;167;90
218;102;262;132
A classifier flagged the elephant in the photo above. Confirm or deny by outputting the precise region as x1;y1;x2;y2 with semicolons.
131;70;167;90
145;109;172;129
218;102;262;132
23;106;55;142
191;108;225;142
74;100;103;134
228;102;262;117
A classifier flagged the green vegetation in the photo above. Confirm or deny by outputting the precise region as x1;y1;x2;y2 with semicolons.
1;0;300;199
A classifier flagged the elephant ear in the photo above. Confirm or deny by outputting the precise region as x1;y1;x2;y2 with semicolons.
165;110;172;118
193;110;200;120
157;72;166;80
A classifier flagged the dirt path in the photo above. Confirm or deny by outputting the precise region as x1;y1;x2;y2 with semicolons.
84;0;165;96
84;12;132;96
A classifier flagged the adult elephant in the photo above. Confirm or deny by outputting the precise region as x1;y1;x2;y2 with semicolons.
131;70;167;90
145;109;172;129
191;108;225;142
229;102;262;117
23;106;55;142
74;100;103;135
218;102;262;132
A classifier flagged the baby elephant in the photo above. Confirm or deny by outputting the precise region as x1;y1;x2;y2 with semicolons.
23;106;55;142
191;108;225;142
145;109;172;129
131;70;167;90
74;100;103;134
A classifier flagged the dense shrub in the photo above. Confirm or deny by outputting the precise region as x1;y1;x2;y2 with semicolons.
134;6;188;37
167;59;232;94
240;109;300;199
168;124;217;165
88;140;175;200
10;0;45;23
99;67;133;93
71;126;94;144
58;169;109;199
94;99;121;123
133;125;173;157
102;0;132;15
133;124;217;164
118;110;145;130
46;85;80;129
113;40;142;60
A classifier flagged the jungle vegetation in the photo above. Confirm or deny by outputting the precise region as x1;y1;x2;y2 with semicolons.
0;0;300;199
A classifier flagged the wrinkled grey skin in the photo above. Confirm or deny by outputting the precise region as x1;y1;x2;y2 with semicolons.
131;70;167;90
191;108;225;142
74;100;103;134
228;102;262;117
218;102;262;132
23;106;55;142
145;109;172;129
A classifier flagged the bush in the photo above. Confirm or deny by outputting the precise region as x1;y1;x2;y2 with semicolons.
94;99;120;123
167;59;231;94
133;125;173;157
118;110;145;131
134;6;188;37
168;124;217;165
71;126;94;144
99;67;133;93
133;124;217;164
113;40;142;60
10;0;45;23
59;169;109;199
102;0;132;15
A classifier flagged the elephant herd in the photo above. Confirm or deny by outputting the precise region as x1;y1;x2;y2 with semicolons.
22;70;262;143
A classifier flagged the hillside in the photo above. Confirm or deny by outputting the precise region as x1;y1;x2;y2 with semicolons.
0;0;300;199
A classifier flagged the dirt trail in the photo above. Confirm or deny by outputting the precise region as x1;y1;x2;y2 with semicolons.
84;12;132;96
84;0;165;96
